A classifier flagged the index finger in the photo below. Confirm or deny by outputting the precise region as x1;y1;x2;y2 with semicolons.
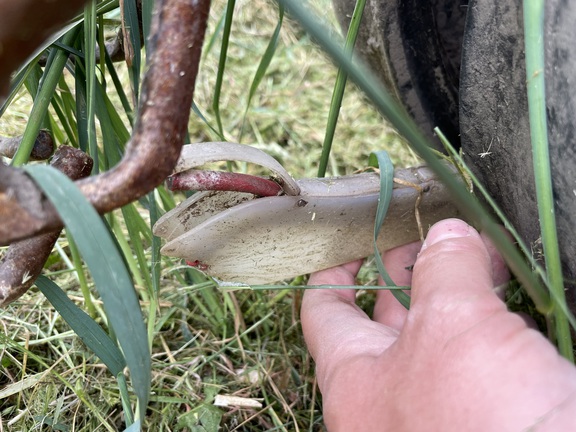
301;260;399;379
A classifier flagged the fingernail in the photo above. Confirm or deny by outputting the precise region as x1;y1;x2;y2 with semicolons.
421;219;476;251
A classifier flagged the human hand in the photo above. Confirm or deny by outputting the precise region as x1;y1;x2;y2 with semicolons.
301;218;576;431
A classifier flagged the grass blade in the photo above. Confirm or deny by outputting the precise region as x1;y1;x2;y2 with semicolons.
84;1;99;172
35;275;127;376
54;76;80;146
105;48;135;124
192;102;223;139
67;233;97;316
370;150;410;308
121;204;153;289
147;191;161;348
24;165;151;421
122;0;142;102
11;27;80;166
142;0;154;52
317;0;366;177
239;4;284;141
247;4;283;103
23;64;43;110
523;0;572;359
213;0;236;137
75;60;90;153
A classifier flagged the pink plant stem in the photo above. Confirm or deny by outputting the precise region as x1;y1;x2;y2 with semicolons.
167;170;283;197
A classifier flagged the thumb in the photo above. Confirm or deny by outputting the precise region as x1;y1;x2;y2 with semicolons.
410;219;508;322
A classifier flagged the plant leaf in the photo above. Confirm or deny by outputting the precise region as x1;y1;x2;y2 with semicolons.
370;150;411;308
122;0;142;102
24;165;151;420
84;0;99;172
318;0;366;177
523;0;572;357
240;3;284;141
35;275;126;376
212;0;236;137
11;27;81;166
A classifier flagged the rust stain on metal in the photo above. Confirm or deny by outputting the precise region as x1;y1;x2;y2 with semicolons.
0;0;211;245
0;147;93;306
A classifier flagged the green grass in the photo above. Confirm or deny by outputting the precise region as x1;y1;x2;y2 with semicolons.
0;0;414;430
2;0;571;429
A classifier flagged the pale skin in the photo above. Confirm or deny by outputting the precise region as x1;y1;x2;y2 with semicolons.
301;218;576;431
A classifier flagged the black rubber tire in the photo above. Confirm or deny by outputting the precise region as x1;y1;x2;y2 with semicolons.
332;0;467;149
333;0;576;308
460;0;576;305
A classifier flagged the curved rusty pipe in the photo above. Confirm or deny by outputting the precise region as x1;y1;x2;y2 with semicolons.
0;0;211;245
77;0;210;213
0;146;93;305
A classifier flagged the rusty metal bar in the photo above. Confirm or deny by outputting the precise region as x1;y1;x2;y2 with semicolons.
0;146;93;305
0;0;211;245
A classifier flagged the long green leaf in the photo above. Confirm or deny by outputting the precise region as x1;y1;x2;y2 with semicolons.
12;27;81;166
118;373;135;426
122;0;142;102
121;204;153;290
24;165;151;421
523;0;572;359
192;102;223;139
240;4;284;141
105;50;135;125
370;150;410;308
23;63;43;108
35;275;126;376
203;8;226;58
318;0;366;177
85;1;99;172
149;193;161;296
147;191;161;349
142;0;154;53
54;75;79;147
67;233;97;316
73;58;131;170
277;0;551;314
212;0;236;137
